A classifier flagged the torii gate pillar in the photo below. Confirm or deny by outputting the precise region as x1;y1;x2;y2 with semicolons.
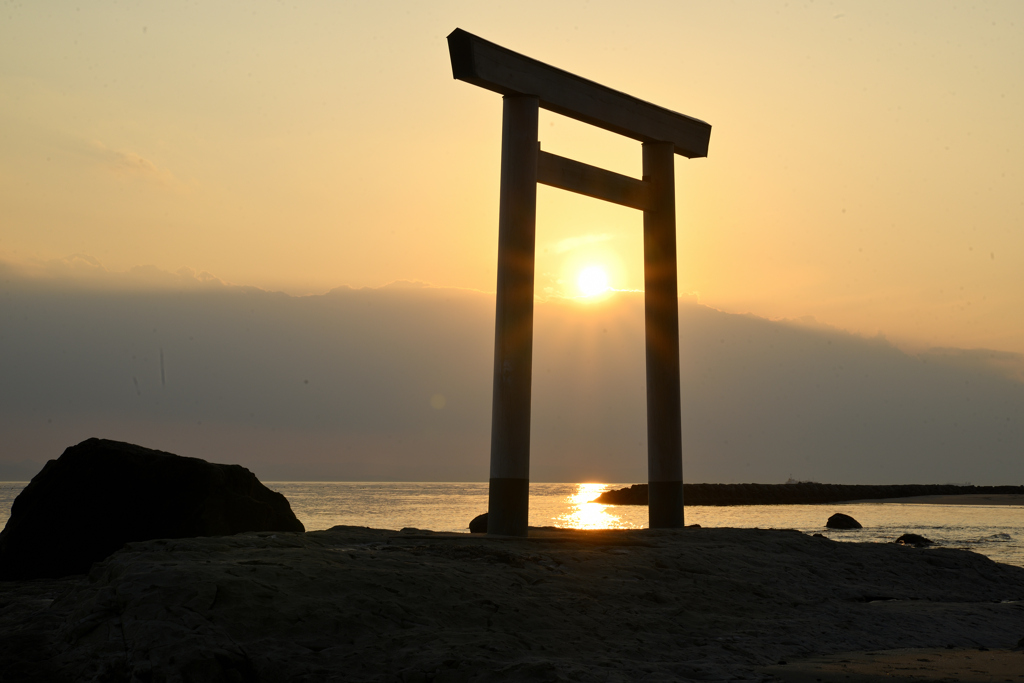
448;29;710;535
641;141;685;529
488;95;540;537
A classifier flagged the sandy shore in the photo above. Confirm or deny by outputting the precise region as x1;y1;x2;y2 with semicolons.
1;525;1022;682
851;493;1024;506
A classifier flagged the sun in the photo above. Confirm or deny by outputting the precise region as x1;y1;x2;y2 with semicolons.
577;265;609;296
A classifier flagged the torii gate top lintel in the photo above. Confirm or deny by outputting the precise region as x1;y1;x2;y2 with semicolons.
447;28;711;159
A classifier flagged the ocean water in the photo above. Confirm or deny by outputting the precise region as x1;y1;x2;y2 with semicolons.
1;481;1020;568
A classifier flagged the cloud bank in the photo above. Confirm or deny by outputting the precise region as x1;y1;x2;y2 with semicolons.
1;271;1021;484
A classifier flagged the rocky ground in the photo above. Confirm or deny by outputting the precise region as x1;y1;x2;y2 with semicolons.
1;525;1023;682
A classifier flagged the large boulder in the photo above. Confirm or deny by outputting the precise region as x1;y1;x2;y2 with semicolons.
0;438;304;580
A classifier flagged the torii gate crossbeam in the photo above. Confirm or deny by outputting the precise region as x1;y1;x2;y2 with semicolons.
447;29;712;536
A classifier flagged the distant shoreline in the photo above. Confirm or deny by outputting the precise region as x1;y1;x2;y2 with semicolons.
592;483;1024;506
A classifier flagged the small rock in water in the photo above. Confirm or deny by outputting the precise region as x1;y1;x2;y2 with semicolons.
469;512;488;533
826;513;862;529
896;533;933;547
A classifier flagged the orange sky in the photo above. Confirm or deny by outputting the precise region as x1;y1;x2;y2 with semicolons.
2;1;1023;355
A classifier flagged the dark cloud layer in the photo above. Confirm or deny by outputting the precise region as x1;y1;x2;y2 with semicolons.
1;280;1021;484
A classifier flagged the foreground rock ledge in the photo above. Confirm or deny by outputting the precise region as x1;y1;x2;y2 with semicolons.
1;526;1022;682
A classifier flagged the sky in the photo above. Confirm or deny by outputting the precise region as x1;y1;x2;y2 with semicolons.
1;1;1023;483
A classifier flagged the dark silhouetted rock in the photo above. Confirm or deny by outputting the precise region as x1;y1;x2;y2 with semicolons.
469;512;488;533
826;513;862;529
896;533;933;547
592;484;649;505
0;438;304;580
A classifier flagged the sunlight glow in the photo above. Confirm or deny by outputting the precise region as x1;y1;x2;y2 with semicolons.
556;483;635;530
577;266;609;296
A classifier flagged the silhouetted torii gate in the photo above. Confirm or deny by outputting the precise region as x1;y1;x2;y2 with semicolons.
447;29;712;536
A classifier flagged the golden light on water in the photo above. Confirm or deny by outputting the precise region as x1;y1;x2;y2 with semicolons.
557;483;641;530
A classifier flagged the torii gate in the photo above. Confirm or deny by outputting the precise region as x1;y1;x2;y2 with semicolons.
447;29;712;536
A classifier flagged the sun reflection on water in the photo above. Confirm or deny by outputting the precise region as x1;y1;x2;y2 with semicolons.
556;483;643;530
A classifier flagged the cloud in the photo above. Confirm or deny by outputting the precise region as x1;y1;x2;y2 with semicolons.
98;146;162;176
0;255;228;291
379;279;433;290
0;276;1021;484
0;253;109;284
67;140;179;186
919;347;1024;381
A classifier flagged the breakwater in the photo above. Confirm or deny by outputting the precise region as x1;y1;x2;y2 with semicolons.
592;483;1024;506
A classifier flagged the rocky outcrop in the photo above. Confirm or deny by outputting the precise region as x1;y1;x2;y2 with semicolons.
896;533;934;546
598;483;649;505
0;438;304;580
592;483;1024;506
826;513;862;529
469;513;488;533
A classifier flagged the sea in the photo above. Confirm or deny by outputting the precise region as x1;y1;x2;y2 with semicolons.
1;482;1020;568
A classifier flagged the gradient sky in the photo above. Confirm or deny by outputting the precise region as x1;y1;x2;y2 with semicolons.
2;1;1022;357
